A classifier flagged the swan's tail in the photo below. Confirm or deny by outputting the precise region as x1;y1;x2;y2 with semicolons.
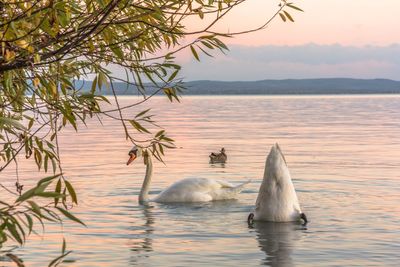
225;179;251;195
213;179;251;200
235;179;251;191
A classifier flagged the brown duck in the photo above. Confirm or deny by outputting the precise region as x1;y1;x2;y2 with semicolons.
209;148;227;164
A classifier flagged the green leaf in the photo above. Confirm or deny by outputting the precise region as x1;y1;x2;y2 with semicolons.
42;207;61;222
35;192;65;198
283;10;294;22
168;69;179;82
50;132;57;141
129;120;150;134
16;187;36;202
135;109;151;119
0;117;26;131
190;45;200;61
214;38;228;51
37;174;62;186
35;180;53;194
287;3;304;12
163;88;173;101
200;40;215;50
279;12;286;22
6;222;23;244
34;148;42;169
35;136;44;151
48;251;72;267
96;95;111;104
28;118;34;129
91;76;98;93
17;179;57;202
64;180;78;204
198;9;204;19
198;46;213;57
110;45;124;60
51;157;57;173
65;113;77;131
55;179;62;206
44;155;49;172
27;201;41;215
10;216;26;243
98;72;109;89
155;130;165;138
161;135;174;142
25;214;33;234
56;207;86;226
62;238;66;254
158;143;164;155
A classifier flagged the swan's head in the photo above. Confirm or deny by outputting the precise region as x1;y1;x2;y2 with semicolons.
127;145;149;166
221;147;225;153
127;146;139;165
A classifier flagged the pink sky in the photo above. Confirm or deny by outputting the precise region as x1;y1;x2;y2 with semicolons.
187;0;400;46
108;1;400;81
169;0;400;80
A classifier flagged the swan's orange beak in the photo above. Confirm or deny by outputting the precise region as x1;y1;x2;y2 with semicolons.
127;153;137;165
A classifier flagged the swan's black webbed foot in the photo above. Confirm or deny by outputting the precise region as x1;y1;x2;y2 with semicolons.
300;212;308;226
247;213;254;225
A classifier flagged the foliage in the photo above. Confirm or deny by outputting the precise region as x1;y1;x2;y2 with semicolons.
0;0;302;265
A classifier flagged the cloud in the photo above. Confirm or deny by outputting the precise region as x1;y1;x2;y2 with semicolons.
178;44;400;81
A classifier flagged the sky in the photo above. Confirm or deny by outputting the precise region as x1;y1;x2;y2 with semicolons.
175;0;400;81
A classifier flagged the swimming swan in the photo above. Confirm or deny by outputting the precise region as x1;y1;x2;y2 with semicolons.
127;146;250;204
248;144;307;224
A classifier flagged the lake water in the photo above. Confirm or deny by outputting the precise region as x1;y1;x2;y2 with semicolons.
1;95;400;266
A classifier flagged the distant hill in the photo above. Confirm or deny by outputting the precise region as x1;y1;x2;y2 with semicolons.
185;78;400;95
79;78;400;95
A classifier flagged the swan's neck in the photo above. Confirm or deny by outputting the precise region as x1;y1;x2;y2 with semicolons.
139;156;153;204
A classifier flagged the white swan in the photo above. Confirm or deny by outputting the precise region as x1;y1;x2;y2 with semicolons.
127;146;250;204
248;144;307;224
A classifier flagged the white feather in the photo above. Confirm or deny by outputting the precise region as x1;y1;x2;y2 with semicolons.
133;153;249;203
253;144;302;222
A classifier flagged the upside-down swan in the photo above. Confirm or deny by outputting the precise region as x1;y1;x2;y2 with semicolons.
209;147;227;164
127;146;249;204
248;144;307;225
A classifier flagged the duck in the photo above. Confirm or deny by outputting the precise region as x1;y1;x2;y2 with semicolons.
209;147;227;164
248;144;307;225
127;146;249;204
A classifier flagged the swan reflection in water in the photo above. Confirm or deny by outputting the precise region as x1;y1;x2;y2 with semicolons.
129;205;154;264
128;199;243;265
250;221;306;267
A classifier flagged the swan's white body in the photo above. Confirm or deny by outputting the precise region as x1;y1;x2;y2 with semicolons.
131;150;249;204
252;144;303;222
154;177;248;203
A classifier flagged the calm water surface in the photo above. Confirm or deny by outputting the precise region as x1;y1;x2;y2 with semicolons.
2;95;400;266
